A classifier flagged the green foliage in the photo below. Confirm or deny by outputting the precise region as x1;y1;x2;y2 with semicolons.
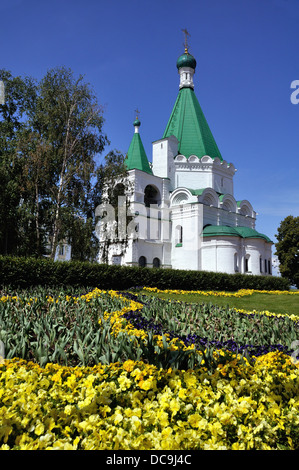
0;286;245;372
0;285;296;373
0;288;139;367
275;215;299;288
138;295;298;353
0;67;112;260
0;70;37;255
0;255;290;291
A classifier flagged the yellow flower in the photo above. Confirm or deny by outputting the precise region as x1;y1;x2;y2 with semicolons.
156;410;169;427
130;415;142;433
66;374;77;389
169;398;180;417
139;377;157;391
188;413;208;430
183;372;197;388
231;441;246;450
113;408;123;425
34;422;45;436
64;405;74;416
178;388;187;400
117;374;132;391
123;360;135;373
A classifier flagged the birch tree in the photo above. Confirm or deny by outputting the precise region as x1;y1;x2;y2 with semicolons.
33;67;108;259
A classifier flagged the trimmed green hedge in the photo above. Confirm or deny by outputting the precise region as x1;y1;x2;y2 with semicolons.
0;256;290;291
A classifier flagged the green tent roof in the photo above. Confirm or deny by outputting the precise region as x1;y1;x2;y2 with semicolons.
125;125;152;175
202;225;272;243
163;87;223;160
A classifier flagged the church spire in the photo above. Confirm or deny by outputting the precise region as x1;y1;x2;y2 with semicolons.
177;29;196;89
163;38;222;160
133;108;141;133
125;113;152;174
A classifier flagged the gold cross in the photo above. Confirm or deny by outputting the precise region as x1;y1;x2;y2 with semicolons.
135;108;140;120
182;28;190;53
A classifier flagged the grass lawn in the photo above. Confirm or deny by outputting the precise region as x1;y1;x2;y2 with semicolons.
139;290;299;316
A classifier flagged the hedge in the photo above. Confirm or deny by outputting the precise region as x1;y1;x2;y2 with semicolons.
0;256;290;291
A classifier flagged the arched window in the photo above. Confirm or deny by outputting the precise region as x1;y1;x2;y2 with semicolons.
222;199;236;212
234;253;239;272
144;185;161;207
203;194;216;207
153;257;160;268
175;225;183;246
111;183;125;205
138;256;146;267
172;192;188;205
244;255;250;273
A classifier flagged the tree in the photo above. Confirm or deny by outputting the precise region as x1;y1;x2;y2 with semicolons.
0;69;37;255
6;66;109;260
0;67;126;261
30;66;109;259
275;215;299;288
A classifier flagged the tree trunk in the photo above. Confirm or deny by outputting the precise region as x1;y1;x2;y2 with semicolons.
50;167;65;260
35;181;40;256
50;105;73;260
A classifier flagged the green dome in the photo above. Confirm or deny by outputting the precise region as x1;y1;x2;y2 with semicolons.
133;118;141;127
176;52;197;70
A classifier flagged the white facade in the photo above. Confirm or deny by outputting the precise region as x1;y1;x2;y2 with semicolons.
98;134;272;276
98;49;273;276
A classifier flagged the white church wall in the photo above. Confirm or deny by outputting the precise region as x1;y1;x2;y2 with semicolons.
211;159;235;195
130;240;163;268
202;205;220;227
152;136;178;189
200;236;272;276
219;209;238;227
244;239;273;276
127;169;165;204
171;203;203;270
236;214;256;229
173;157;235;195
174;164;213;189
244;241;261;275
201;237;241;274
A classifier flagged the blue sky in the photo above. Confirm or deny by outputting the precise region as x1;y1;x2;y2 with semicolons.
1;0;298;270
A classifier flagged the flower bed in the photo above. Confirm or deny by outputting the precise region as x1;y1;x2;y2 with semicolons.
0;354;298;450
0;287;298;450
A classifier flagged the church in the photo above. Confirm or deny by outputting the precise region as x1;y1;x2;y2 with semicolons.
98;40;273;276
